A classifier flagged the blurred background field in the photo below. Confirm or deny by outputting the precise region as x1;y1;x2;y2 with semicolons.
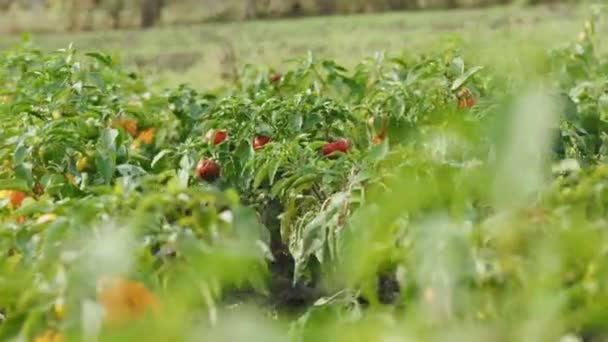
3;1;608;341
0;1;592;89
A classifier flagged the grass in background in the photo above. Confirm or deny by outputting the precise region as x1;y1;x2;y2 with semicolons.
0;3;591;90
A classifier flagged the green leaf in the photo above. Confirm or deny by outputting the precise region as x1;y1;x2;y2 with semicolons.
13;144;27;165
451;57;465;76
95;153;116;185
85;52;114;67
280;197;297;243
16;201;53;216
309;141;328;150
367;139;389;164
0;179;29;192
268;157;283;186
117;164;147;177
235;140;254;166
291;113;303;131
271;174;299;198
40;174;66;196
451;66;484;91
177;155;193;188
253;162;270;190
290;174;318;192
233;206;269;243
151;149;172;168
99;128;119;151
13;163;33;186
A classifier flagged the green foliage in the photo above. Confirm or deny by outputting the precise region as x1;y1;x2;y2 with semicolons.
0;8;608;341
